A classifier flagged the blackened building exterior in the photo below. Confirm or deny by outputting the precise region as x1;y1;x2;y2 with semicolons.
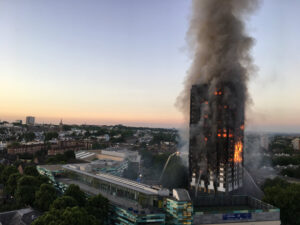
189;84;244;194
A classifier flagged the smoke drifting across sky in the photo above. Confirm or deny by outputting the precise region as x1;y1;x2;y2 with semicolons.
177;0;260;120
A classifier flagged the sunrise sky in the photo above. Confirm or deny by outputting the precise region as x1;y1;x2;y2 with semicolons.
1;0;300;132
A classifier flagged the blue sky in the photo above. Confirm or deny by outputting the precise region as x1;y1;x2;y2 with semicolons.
0;0;300;132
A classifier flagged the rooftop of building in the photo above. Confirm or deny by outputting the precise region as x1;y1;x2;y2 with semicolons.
0;208;42;225
172;189;191;202
62;164;162;196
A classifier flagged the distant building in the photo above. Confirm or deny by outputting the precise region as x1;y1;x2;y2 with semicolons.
292;138;300;150
260;135;269;150
59;119;63;132
7;140;88;155
0;142;7;151
97;134;110;142
15;120;22;124
25;116;35;125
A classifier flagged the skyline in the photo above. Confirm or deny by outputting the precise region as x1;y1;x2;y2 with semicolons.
1;0;300;132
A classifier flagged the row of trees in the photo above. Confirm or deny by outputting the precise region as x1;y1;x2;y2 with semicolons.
281;166;300;179
0;164;50;211
33;184;109;225
150;132;177;145
0;164;109;224
263;177;300;225
272;155;300;166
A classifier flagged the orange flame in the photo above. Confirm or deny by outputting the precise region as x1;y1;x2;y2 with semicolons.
234;141;243;163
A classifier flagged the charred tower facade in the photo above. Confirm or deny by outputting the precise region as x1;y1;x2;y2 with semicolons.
189;84;244;194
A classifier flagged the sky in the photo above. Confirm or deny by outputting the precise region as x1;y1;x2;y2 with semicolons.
0;0;300;132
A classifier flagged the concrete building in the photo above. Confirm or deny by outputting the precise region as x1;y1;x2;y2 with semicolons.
189;85;244;194
25;116;35;125
292;138;300;150
75;149;141;177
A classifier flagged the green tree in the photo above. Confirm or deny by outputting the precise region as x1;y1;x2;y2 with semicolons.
0;164;5;174
263;178;300;225
64;184;86;207
44;132;58;141
15;175;40;205
24;165;39;177
1;166;18;183
32;207;98;225
86;194;109;223
24;132;36;142
63;150;75;160
4;173;22;196
50;196;78;210
35;184;58;211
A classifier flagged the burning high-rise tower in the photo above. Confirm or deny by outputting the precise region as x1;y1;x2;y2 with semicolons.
189;84;244;194
176;0;258;194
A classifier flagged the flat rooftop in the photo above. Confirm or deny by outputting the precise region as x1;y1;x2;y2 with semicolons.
57;177;163;214
63;164;160;196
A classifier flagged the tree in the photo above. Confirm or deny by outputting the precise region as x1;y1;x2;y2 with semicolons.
64;184;86;207
4;173;22;196
0;164;5;174
86;194;109;223
63;150;75;160
263;178;300;225
44;132;58;141
32;207;98;225
35;184;58;211
1;166;18;183
24;165;39;177
50;196;78;210
15;175;40;205
24;132;36;142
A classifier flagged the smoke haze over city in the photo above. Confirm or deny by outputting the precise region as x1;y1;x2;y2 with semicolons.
1;0;300;132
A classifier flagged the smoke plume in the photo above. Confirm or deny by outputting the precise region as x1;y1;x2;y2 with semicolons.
177;0;259;150
176;1;260;192
177;0;258;116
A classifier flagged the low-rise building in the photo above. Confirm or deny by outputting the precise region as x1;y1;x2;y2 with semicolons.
7;140;89;155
